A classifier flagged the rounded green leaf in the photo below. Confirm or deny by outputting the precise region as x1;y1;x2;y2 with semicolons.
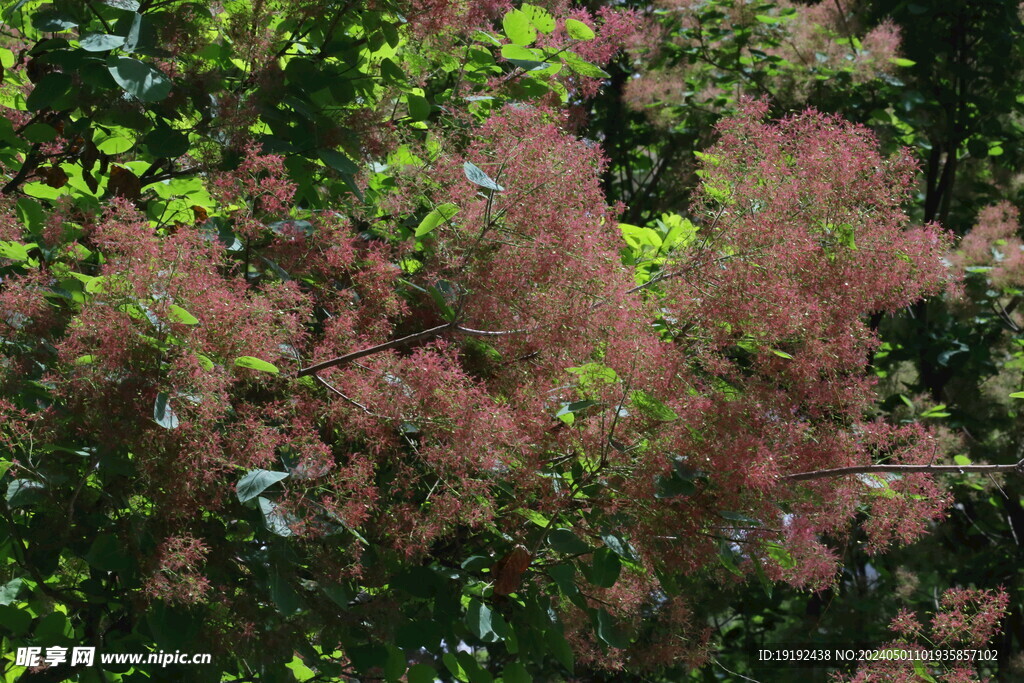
144;126;190;158
79;33;126;52
564;19;595;41
521;4;554;33
502;662;532;683
107;57;172;102
503;9;537;46
236;468;289;503
26;72;72;111
549;528;590;554
234;356;280;374
407;665;437;683
586;547;621;588
407;93;431;122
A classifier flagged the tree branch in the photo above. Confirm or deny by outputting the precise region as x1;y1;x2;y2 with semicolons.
784;459;1024;483
297;323;454;376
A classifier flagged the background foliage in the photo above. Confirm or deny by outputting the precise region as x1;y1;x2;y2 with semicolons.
1;0;1024;682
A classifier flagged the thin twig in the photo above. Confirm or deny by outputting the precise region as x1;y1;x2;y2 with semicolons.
784;458;1024;483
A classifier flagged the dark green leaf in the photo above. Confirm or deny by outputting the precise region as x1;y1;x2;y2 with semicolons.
549;528;590;554
26;72;72;111
33;10;77;31
107;57;172;102
269;568;300;615
466;599;502;642
585;548;621;588
153;392;179;429
407;664;437;683
463;161;504;191
594;608;628;648
79;33;126;52
318;148;358;174
258;496;295;536
124;12;143;53
407;93;431;121
236;469;289;503
144;125;190;157
23;123;58;143
85;533;133;571
502;662;532;683
5;479;44;508
600;532;635;561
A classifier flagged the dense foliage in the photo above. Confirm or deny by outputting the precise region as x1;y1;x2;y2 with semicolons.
1;0;1023;682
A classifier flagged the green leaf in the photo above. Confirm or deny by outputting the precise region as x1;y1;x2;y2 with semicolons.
630;390;678;421
521;4;554;33
594;608;628;648
144;125;190;157
407;664;438;683
167;304;199;325
107;57;172;102
415;203;459;236
555;399;599;424
889;57;916;67
237;469;289;503
501;662;532;683
503;9;537;46
0;241;30;261
564;19;595;41
600;532;634;561
953;454;972;466
770;349;793;359
585;547;621;588
766;542;796;569
26;72;72;111
5;479;44;508
561;52;609;78
318;148;358;175
234;356;280;374
466;599;505;642
384;645;406;682
1010;391;1024;399
549;528;590;554
79;33;126;52
463;161;504;191
124;12;143;53
23;123;58;143
718;540;743;577
443;652;469;682
0;578;23;606
407;93;431;121
153;392;179;429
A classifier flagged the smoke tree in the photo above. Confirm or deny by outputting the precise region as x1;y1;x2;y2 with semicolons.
0;0;1002;681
